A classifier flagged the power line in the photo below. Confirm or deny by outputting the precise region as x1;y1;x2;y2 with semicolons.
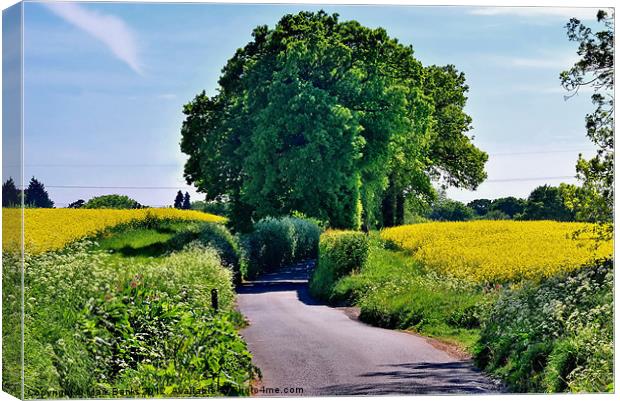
44;185;194;190
488;149;591;156
485;175;575;183
32;176;577;190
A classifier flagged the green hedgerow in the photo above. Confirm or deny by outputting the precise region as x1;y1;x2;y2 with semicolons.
475;258;613;393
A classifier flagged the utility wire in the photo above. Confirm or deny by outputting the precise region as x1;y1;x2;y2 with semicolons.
30;175;577;190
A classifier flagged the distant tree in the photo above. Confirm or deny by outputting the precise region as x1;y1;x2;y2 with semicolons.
521;185;575;221
174;190;184;209
84;194;141;209
182;192;191;210
68;199;85;209
482;209;510;220
25;177;54;208
190;200;207;211
560;10;614;238
490;197;526;218
2;177;20;207
467;198;492;216
428;198;474;221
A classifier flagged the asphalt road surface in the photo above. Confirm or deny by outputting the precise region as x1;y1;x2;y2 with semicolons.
236;262;501;396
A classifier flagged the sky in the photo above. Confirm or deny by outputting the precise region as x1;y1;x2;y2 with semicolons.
8;1;604;207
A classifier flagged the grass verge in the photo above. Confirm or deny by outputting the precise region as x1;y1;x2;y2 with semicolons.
15;218;257;398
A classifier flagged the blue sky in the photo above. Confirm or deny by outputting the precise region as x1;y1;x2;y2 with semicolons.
16;1;602;207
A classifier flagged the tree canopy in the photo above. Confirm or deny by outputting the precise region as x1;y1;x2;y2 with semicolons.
560;10;614;237
84;194;142;209
181;11;487;230
521;185;575;221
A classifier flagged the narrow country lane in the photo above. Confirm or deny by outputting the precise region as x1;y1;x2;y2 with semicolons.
236;263;502;396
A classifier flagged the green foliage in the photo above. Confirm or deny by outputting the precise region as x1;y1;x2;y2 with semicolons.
309;230;369;301
78;246;255;396
560;10;614;240
246;216;321;278
475;258;613;392
490;196;526;218
25;176;54;208
18;227;256;398
98;218;244;285
311;236;490;350
84;194;142;209
521;185;575;221
2;251;22;398
195;223;244;285
68;199;85;208
181;11;486;230
467;198;492;216
424;65;488;189
2;177;20;207
428;198;474;221
480;209;510;220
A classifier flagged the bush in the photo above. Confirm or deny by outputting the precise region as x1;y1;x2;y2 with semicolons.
475;258;613;392
309;230;369;302
84;194;142;209
245;216;321;279
195;223;244;285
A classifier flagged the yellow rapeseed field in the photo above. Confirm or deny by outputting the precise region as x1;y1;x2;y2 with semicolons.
2;208;226;253
381;221;613;283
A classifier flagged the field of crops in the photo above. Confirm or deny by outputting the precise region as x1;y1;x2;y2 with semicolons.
2;208;226;253
381;221;613;283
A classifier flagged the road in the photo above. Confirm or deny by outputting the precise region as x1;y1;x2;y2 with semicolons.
236;262;501;396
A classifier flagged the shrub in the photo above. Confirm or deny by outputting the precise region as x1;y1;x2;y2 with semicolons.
195;223;243;284
309;230;369;301
84;194;142;209
245;216;321;278
475;258;613;392
290;217;322;260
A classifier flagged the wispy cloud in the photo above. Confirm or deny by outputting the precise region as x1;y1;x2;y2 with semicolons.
469;7;600;20
484;52;578;70
508;55;578;69
44;2;142;74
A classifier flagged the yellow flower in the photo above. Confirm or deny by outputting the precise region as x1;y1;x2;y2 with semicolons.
2;208;226;253
381;221;613;283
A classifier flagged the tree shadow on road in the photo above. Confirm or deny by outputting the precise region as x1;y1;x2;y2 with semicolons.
237;261;323;306
316;361;503;395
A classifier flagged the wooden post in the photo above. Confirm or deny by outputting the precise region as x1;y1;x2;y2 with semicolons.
211;288;219;313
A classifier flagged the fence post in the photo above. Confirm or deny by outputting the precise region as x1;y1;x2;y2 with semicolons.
211;288;219;313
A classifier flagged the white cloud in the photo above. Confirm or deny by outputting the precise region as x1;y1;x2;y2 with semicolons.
156;93;177;100
44;2;142;74
508;55;578;69
469;7;600;20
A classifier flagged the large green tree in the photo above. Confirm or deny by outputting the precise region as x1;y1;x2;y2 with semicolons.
560;10;613;237
181;11;487;231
